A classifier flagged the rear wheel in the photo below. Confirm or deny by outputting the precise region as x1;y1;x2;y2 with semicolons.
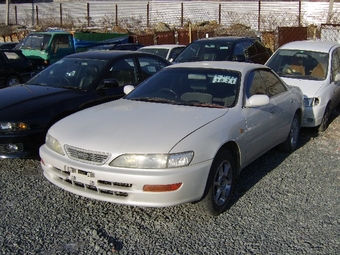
195;149;236;216
6;75;21;87
279;113;300;152
318;102;332;132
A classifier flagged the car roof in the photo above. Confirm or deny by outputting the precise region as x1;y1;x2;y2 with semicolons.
65;50;171;60
139;44;186;49
167;61;266;73
194;36;260;43
279;40;340;52
29;31;71;35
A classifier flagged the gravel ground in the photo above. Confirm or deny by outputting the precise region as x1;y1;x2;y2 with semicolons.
0;112;339;255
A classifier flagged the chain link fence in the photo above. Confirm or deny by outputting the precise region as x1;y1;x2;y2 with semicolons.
1;1;340;51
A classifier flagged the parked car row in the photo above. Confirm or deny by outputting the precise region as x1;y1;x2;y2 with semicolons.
1;36;340;216
0;50;171;158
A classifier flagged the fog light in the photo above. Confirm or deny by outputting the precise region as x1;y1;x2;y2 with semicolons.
6;143;19;152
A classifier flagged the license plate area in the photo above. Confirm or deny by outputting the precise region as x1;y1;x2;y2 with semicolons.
66;166;96;186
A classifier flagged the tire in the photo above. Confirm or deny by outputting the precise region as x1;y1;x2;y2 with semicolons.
318;102;332;132
6;75;21;87
279;113;300;152
195;149;236;216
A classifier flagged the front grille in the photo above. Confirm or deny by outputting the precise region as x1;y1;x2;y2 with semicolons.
65;145;111;165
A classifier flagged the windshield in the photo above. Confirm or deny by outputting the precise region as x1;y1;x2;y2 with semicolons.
19;34;51;50
266;49;329;80
125;67;240;108
26;58;107;90
174;41;233;62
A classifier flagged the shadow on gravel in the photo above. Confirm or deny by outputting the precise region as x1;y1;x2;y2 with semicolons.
229;108;340;208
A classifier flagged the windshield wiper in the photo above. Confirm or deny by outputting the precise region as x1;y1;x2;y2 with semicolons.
61;86;81;90
183;102;226;108
131;97;179;104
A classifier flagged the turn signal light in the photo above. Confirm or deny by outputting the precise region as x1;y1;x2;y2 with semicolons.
143;183;182;192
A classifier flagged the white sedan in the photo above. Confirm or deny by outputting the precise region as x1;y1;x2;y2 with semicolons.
40;62;304;216
266;40;340;131
138;44;186;61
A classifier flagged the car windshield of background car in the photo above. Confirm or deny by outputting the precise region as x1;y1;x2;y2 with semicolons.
19;34;51;50
174;42;233;62
26;58;107;89
267;49;329;80
125;67;240;108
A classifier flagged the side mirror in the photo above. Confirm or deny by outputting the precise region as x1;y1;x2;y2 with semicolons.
124;85;135;95
244;94;270;107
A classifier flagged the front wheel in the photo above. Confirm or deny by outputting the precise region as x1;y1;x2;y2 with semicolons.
279;113;300;152
195;149;236;216
318;102;332;132
6;75;21;87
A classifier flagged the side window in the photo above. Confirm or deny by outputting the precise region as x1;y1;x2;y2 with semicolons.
246;70;287;98
254;40;267;54
331;48;340;82
259;70;287;97
105;58;137;86
138;57;168;80
233;41;253;58
169;48;184;60
246;70;266;98
3;51;21;62
52;34;72;53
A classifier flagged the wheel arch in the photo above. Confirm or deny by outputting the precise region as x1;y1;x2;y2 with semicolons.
218;141;241;177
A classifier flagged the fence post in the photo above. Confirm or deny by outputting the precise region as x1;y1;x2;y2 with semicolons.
115;4;118;27
15;5;18;25
60;3;63;27
181;2;183;27
298;0;301;27
258;0;261;32
87;3;90;27
36;5;39;26
31;1;34;26
147;2;150;28
219;4;221;25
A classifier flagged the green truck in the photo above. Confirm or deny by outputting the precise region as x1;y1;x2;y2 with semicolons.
17;31;129;70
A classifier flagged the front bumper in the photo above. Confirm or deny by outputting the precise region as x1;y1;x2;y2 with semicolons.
40;144;212;207
301;105;325;128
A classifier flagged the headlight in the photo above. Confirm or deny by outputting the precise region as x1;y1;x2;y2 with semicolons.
0;122;30;132
110;151;194;169
304;97;319;107
45;134;64;155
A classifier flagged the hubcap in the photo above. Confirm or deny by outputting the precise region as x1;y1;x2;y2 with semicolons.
8;78;19;86
213;160;233;206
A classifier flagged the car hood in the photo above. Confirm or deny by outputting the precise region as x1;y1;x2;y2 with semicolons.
281;77;325;97
0;85;82;119
51;99;228;154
